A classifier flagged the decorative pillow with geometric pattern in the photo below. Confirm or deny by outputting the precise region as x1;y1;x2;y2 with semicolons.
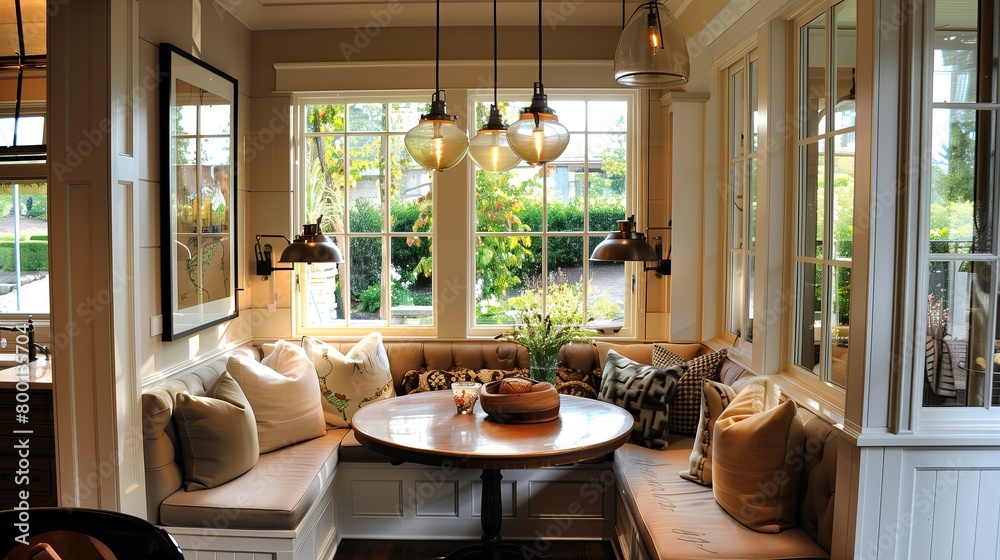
599;350;685;450
651;344;686;367
652;346;728;436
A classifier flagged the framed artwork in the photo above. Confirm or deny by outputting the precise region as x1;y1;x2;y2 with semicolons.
159;44;238;341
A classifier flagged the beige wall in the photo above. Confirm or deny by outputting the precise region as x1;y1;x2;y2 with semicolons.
136;0;253;379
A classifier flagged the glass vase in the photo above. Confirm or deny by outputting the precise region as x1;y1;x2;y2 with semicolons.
529;352;559;385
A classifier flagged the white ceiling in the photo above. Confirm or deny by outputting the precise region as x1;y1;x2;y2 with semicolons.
218;0;690;30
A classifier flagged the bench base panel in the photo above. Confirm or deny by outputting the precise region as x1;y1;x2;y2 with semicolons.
335;461;616;545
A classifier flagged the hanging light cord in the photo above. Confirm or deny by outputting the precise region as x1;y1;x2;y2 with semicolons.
435;0;441;97
493;0;499;106
537;0;543;84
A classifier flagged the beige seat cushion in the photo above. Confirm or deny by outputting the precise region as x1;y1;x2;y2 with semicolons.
159;429;349;530
615;441;829;559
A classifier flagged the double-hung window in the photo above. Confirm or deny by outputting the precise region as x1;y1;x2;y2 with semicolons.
294;96;434;330
920;0;999;410
791;0;856;388
469;93;635;333
723;51;759;346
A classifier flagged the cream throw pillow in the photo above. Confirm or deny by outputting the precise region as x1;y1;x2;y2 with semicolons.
680;378;737;486
303;333;396;427
228;341;326;453
174;372;259;491
712;379;805;533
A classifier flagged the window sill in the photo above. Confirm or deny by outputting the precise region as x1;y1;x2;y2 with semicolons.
772;368;847;428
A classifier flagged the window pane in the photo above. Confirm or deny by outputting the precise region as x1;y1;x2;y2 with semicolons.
588;235;625;325
347;135;385;233
349;236;385;324
0;182;49;314
348;103;386;132
748;59;759;153
389;135;431;233
475;234;542;325
798;141;825;258
833;0;857;131
547;173;583;232
748;157;758;251
304;262;343;326
829;265;850;388
925;259;992;406
729;162;744;250
548;100;586;131
933;31;980;104
730;67;745;158
744;254;755;343
305;135;346;233
589;134;626;232
801;12;828;138
476;168;542;233
793;261;822;374
726;251;745;335
546;236;585;323
832;132;855;260
586;101;627;131
389;103;428;132
929;108;993;254
306;104;344;133
390;236;432;326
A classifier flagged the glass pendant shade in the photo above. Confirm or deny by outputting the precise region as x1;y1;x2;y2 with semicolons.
468;106;521;172
404;93;469;171
469;129;521;172
506;84;569;165
614;0;690;88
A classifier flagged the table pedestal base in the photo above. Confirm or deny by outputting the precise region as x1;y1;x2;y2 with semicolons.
439;469;539;560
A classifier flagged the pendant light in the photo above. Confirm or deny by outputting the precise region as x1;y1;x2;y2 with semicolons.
505;0;570;166
614;0;689;88
467;0;521;173
404;0;469;171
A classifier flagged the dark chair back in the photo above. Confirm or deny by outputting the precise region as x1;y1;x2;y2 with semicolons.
0;507;183;559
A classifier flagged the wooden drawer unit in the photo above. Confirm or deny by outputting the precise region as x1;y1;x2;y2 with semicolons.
0;385;56;509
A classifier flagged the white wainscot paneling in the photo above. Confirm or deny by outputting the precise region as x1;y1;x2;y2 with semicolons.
862;447;1000;560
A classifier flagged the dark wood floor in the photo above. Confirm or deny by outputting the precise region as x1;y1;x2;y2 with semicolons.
333;539;617;560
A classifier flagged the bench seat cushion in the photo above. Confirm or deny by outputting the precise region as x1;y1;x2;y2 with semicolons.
159;429;349;530
614;440;829;559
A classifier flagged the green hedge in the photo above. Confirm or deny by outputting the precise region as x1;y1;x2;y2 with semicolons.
0;240;49;271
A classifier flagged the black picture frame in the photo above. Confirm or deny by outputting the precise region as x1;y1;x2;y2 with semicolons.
159;44;239;341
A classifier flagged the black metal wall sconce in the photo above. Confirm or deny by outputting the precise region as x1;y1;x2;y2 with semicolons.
590;214;671;277
255;217;343;280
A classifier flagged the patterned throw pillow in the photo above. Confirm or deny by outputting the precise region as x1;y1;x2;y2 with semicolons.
680;379;738;486
651;344;686;367
400;368;529;394
653;346;728;436
598;350;685;450
302;333;396;427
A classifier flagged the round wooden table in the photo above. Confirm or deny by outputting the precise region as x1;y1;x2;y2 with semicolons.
351;391;634;559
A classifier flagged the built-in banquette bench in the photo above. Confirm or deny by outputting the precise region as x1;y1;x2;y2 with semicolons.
141;340;840;560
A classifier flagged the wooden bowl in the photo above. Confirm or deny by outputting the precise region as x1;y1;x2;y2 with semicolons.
479;379;560;423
